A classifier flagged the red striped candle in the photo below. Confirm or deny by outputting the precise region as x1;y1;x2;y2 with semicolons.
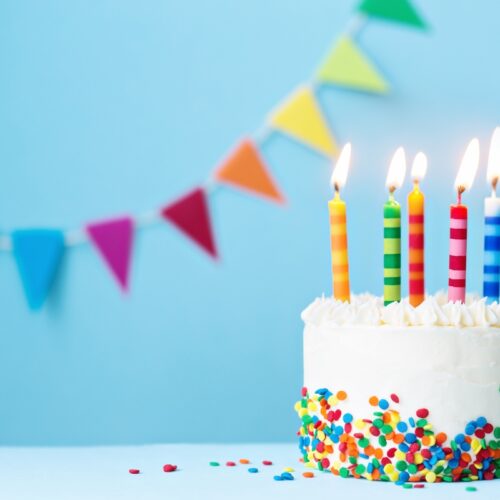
448;138;480;303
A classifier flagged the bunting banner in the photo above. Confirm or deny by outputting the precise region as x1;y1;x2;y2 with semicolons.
358;0;427;29
316;36;389;93
214;139;285;203
12;229;65;310
161;188;218;259
86;217;134;291
269;86;338;157
0;2;428;309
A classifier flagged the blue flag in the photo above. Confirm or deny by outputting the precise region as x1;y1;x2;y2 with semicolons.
12;229;65;310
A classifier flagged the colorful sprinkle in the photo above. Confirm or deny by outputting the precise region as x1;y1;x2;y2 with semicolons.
239;459;250;464
248;467;258;473
273;475;283;481
281;472;294;480
465;486;477;492
128;469;140;474
226;461;236;467
303;471;314;478
296;387;500;484
262;460;273;466
283;467;294;472
162;464;177;473
209;462;220;467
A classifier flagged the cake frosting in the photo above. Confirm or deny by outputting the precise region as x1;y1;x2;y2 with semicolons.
302;292;500;327
296;294;500;484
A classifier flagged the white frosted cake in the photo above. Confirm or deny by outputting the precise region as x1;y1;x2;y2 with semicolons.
295;293;500;483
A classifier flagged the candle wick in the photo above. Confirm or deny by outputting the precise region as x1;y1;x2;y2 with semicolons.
492;177;498;198
413;179;420;191
457;186;465;205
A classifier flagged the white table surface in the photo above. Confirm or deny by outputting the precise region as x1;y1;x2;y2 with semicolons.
0;443;497;499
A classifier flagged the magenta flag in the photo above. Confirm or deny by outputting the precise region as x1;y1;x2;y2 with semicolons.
86;217;134;291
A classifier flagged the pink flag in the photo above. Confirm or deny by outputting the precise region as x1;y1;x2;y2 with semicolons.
86;217;134;291
161;188;217;258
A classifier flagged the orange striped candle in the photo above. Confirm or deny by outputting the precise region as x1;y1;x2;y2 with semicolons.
408;152;427;307
329;143;351;302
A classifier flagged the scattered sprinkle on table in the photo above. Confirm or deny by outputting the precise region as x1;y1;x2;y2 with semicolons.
302;472;314;478
209;461;220;467
226;461;236;467
163;464;177;473
283;467;294;472
414;484;425;489
248;467;258;473
239;458;250;464
262;460;273;466
273;475;283;481
128;469;140;474
466;486;477;492
280;472;294;481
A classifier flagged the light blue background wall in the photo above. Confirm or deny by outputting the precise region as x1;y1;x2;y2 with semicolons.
0;1;498;445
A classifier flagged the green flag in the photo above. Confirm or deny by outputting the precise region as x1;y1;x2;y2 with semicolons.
316;36;389;94
358;0;427;29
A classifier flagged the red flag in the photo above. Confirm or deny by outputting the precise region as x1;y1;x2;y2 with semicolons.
161;188;218;258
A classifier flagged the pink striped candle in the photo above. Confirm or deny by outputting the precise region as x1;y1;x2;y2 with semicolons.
448;202;468;302
448;138;480;303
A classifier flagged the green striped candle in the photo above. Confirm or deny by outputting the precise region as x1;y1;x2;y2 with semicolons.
384;147;406;306
384;195;401;305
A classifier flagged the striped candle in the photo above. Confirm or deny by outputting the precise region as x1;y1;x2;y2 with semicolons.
484;127;500;302
448;138;480;303
408;153;427;307
384;196;401;305
384;147;406;306
448;203;468;303
329;194;350;301
483;198;500;301
329;143;351;302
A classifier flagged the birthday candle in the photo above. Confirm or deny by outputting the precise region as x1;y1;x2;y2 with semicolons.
484;127;500;302
448;139;480;303
329;143;351;302
408;153;427;307
384;147;406;306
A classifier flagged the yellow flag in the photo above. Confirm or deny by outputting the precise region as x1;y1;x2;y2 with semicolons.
269;86;338;157
317;36;389;93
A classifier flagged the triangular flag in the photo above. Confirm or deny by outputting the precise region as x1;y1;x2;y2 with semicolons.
317;36;389;93
161;187;218;258
12;229;65;310
269;87;338;157
358;0;427;29
86;217;134;291
214;139;285;203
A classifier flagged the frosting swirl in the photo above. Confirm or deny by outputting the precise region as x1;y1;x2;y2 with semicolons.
301;292;500;328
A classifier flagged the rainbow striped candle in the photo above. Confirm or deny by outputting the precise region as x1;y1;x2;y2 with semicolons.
484;127;500;302
329;143;351;302
448;139;480;303
384;148;406;306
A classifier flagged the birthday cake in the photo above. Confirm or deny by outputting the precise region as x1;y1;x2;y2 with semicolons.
295;293;500;483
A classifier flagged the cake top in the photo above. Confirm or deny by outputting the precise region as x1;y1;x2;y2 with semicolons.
302;292;500;328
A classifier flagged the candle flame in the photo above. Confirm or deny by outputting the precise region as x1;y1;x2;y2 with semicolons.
454;138;480;192
487;127;500;186
385;147;406;191
411;152;427;182
330;142;351;191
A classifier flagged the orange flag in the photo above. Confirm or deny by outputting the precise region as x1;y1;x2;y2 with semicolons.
214;139;285;204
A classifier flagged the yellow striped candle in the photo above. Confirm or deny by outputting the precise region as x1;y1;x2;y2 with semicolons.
329;143;351;302
384;147;407;306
